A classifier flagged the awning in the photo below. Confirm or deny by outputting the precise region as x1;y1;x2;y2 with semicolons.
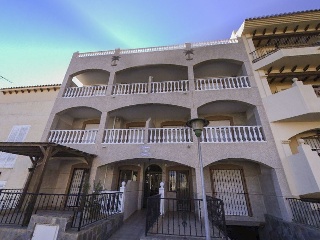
0;142;95;159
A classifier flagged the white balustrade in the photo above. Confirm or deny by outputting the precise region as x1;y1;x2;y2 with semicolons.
191;39;238;48
195;76;250;91
148;128;192;143
201;126;265;143
78;50;115;57
48;130;98;144
78;39;238;58
112;83;148;95
151;80;189;93
103;129;145;144
120;44;185;54
63;85;107;98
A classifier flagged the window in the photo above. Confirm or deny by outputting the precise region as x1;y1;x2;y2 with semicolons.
0;125;30;168
168;170;189;192
211;169;250;216
118;170;138;187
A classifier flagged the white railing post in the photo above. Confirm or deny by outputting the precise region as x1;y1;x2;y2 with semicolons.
119;181;126;213
159;182;165;215
148;76;153;94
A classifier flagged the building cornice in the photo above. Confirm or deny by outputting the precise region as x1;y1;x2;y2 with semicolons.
0;84;61;95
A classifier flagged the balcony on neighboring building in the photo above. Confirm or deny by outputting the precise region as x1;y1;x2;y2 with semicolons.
263;79;320;122
250;34;320;63
283;134;320;197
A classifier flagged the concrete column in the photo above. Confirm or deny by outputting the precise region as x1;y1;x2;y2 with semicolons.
148;76;153;93
96;112;109;144
120;181;126;213
106;71;116;96
188;64;195;92
257;70;272;97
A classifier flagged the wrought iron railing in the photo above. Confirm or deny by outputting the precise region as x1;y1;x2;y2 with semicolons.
250;34;320;62
145;196;228;239
287;198;320;229
206;196;228;238
0;190;122;231
303;136;320;156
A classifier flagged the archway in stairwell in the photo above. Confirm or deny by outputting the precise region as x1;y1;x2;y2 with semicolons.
143;164;162;208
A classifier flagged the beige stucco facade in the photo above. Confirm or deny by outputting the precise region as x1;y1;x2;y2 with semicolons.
0;85;60;189
239;10;320;199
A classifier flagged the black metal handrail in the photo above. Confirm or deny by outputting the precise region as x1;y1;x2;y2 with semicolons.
287;198;320;229
250;34;320;62
145;196;228;239
0;190;122;231
207;196;228;238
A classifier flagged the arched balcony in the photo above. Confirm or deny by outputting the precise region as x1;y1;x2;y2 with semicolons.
193;60;250;91
63;70;110;98
103;104;191;144
112;65;188;95
197;100;265;143
48;107;102;144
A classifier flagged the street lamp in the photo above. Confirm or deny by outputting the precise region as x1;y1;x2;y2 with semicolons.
186;118;210;240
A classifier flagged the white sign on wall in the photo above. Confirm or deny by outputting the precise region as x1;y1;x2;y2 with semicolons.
140;145;151;157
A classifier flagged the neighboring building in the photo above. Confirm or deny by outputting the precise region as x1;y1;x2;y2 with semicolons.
0;85;60;189
236;9;320;199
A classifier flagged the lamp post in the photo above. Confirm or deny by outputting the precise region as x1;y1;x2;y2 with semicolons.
186;118;210;240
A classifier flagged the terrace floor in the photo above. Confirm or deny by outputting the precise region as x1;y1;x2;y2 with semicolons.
109;210;146;240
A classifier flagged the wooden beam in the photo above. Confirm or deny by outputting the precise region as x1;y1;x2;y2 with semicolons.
262;28;266;35
316;65;320;71
291;65;297;72
303;65;310;72
267;67;273;75
279;66;285;73
252;29;257;36
301;76;309;82
280;77;287;83
304;25;310;31
293;25;299;32
273;27;277;34
316;23;320;31
269;77;276;84
252;30;319;40
283;26;288;34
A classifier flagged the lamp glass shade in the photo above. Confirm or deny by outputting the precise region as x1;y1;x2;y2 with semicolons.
186;118;209;137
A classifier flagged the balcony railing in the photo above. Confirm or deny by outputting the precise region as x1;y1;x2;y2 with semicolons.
103;129;145;144
250;34;320;62
287;198;320;229
195;76;250;91
103;126;265;144
151;80;189;93
201;126;265;143
0;190;122;231
148;128;192;143
48;130;98;144
63;85;108;98
303;136;320;155
112;83;148;95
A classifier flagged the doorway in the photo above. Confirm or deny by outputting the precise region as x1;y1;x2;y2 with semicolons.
143;164;162;208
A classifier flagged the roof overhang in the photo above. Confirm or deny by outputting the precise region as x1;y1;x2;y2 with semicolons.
0;142;95;160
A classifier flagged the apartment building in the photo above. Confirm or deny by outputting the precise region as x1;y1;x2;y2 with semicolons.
236;9;320;200
34;28;294;229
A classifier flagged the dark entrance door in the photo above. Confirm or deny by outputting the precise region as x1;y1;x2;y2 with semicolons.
143;164;162;208
67;168;88;206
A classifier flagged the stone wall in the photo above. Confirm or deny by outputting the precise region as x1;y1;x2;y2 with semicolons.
0;212;123;240
260;214;320;240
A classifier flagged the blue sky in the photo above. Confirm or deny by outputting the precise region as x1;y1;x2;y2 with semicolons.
1;0;319;88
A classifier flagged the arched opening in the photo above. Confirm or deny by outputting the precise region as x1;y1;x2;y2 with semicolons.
70;69;110;87
194;59;246;78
